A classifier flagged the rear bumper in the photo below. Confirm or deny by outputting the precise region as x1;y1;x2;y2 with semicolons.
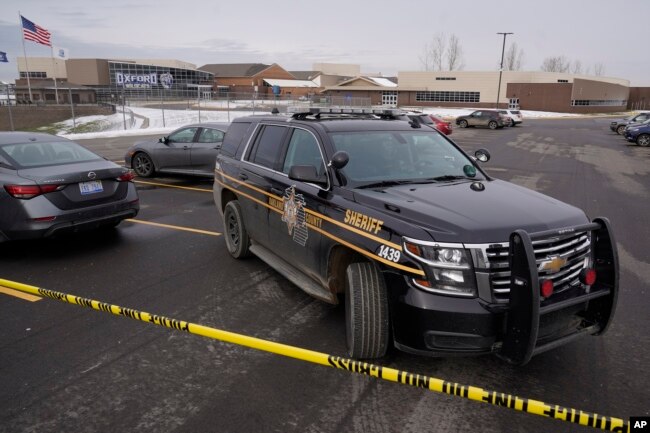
0;184;139;242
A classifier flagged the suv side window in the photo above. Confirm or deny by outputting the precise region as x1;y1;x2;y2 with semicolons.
221;122;251;158
282;128;325;176
247;125;287;170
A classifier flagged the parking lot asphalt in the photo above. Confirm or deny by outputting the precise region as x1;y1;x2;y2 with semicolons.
1;116;648;433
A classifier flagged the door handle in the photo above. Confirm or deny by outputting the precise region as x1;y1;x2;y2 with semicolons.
239;173;248;181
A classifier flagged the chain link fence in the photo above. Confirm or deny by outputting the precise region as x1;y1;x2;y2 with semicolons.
2;85;373;132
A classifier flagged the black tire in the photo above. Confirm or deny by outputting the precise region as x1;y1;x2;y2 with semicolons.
488;120;498;130
616;125;626;135
458;119;468;128
132;152;155;177
223;201;251;259
509;119;515;127
345;262;389;359
637;134;650;147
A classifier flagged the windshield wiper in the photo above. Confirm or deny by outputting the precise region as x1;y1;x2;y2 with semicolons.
427;175;475;182
356;180;416;189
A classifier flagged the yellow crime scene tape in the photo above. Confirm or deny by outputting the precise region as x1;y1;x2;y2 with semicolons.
0;278;629;432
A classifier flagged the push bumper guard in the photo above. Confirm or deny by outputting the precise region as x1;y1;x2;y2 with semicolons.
498;217;619;365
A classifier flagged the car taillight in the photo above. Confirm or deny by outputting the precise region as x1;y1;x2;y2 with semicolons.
4;184;62;199
117;170;136;182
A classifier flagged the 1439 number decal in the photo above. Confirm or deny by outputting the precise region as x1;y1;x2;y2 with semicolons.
378;245;401;262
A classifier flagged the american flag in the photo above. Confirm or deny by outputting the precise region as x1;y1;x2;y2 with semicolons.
21;15;51;47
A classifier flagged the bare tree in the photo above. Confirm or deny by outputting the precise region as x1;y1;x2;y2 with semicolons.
420;33;464;71
594;62;605;76
419;33;446;71
504;42;524;71
446;34;464;71
572;60;583;74
540;55;571;73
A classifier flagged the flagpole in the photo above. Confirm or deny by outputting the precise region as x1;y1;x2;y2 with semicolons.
50;45;59;104
18;11;33;102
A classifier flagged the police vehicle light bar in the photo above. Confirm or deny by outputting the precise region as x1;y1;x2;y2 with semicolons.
288;106;405;118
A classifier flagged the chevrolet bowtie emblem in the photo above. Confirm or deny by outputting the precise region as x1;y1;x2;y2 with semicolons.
539;256;567;274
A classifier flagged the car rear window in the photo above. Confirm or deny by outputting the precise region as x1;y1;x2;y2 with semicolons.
0;141;102;168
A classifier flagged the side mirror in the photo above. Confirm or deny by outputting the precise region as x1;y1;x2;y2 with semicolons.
329;151;349;170
159;137;169;144
474;148;491;163
288;165;327;185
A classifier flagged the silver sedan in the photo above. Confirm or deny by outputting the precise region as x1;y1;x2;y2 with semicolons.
0;132;139;242
125;122;229;178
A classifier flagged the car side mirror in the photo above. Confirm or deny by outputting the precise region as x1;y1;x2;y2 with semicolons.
159;137;169;144
474;148;491;163
288;165;327;185
329;151;349;170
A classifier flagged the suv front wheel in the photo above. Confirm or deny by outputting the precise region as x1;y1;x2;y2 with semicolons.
345;262;389;359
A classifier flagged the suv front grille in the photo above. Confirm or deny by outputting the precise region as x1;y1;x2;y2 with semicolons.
485;231;591;302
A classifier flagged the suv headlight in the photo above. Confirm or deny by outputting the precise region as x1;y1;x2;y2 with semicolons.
403;238;477;297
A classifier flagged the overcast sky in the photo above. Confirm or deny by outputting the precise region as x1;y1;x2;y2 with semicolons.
1;0;648;86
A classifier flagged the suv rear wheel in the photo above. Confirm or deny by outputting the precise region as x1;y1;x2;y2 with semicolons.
223;201;251;259
345;262;389;359
488;120;498;130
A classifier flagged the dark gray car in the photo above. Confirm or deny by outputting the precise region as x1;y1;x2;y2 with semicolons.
0;132;139;242
609;112;650;135
455;110;509;129
125;122;229;178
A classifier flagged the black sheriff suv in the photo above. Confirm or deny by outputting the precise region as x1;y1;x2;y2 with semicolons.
213;107;619;365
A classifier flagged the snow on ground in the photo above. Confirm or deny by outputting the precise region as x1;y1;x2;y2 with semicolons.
59;104;594;140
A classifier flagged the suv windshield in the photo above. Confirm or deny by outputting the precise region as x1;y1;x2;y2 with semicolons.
329;130;484;187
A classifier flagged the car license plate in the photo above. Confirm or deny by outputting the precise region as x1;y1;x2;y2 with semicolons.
79;180;103;195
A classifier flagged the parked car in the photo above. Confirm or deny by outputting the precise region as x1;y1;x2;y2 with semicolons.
498;109;523;126
609;112;650;135
455;110;509;129
0;132;139;242
407;113;453;135
624;121;650;146
125;122;229;178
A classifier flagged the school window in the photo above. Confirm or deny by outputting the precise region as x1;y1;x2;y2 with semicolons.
415;91;480;103
571;99;627;106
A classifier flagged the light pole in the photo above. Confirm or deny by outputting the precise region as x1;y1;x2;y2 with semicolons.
496;32;513;109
